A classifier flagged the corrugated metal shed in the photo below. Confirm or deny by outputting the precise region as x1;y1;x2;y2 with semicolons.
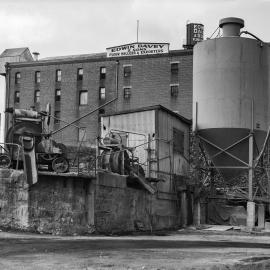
101;105;191;193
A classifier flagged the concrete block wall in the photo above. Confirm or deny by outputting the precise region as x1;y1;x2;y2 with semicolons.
95;172;181;233
28;176;89;235
0;169;183;234
95;172;152;232
0;169;29;229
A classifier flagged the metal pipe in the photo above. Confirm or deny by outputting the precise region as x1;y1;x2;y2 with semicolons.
248;100;254;202
240;30;264;43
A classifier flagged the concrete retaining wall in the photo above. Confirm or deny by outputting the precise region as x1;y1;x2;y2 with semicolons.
0;169;29;229
0;169;183;234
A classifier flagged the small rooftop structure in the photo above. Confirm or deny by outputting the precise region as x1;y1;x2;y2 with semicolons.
0;47;33;74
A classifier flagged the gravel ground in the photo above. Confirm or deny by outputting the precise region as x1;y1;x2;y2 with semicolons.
1;229;270;270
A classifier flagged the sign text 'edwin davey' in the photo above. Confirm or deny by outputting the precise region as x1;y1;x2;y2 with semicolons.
106;43;169;58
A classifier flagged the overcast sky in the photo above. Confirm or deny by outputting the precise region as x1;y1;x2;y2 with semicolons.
0;0;269;58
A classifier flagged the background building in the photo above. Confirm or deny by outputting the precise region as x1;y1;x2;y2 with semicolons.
4;45;193;146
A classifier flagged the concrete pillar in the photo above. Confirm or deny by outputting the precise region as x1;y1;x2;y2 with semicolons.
258;204;265;229
193;200;200;226
86;180;95;226
181;191;187;227
246;201;255;229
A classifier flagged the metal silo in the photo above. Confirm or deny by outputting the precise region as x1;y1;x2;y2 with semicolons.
193;17;270;228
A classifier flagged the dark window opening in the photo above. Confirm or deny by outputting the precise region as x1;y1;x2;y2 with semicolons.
99;87;106;100
56;69;61;82
100;67;106;79
15;72;21;84
123;88;131;99
55;89;61;102
99;109;105;114
34;90;40;103
35;71;41;83
14;91;20;103
171;63;179;75
124;66;131;77
77;68;83;81
173;128;184;154
54;110;60;124
171;85;179;97
79;91;88;105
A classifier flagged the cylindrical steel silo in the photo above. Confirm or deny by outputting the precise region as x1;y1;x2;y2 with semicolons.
193;18;270;179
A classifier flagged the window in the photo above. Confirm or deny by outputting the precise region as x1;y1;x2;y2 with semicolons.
15;72;21;84
170;84;179;97
173;128;184;154
171;62;179;75
56;69;61;82
14;91;20;103
35;71;40;83
54;111;60;124
123;88;131;99
55;89;61;102
77;68;83;81
79;91;88;105
99;87;106;100
123;66;131;77
34;90;40;103
100;67;106;79
78;127;87;142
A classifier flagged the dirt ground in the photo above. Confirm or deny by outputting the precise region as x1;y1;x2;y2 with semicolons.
1;229;270;270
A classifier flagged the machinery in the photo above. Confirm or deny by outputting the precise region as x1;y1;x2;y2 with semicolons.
99;131;155;194
3;106;69;175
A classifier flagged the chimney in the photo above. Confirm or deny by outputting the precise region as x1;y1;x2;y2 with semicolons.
219;17;244;37
32;52;40;61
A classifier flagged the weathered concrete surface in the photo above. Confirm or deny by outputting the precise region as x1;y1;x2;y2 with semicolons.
0;169;29;230
0;169;183;235
1;230;270;269
29;175;90;235
95;172;181;233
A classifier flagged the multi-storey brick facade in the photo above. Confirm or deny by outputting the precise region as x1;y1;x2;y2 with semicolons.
5;48;193;146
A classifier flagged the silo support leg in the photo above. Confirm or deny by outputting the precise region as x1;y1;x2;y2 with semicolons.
258;204;265;229
247;201;255;229
247;132;255;229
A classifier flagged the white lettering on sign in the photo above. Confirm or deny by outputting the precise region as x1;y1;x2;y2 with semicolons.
192;24;204;42
106;43;169;58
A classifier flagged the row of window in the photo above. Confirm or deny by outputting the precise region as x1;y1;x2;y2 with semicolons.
14;84;179;104
14;67;107;84
14;62;180;84
14;87;106;105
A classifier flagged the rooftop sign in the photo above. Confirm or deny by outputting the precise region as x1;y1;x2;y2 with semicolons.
106;42;169;58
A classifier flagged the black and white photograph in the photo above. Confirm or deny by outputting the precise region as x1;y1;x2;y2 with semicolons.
0;0;270;269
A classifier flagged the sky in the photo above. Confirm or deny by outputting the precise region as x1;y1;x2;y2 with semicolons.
0;0;269;58
0;0;269;140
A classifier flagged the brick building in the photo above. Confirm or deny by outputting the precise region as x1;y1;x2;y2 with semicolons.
4;43;193;146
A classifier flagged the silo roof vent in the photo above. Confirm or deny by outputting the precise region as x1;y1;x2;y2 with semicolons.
219;17;244;37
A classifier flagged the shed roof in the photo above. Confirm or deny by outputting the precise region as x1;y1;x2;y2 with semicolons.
102;105;191;125
0;47;29;58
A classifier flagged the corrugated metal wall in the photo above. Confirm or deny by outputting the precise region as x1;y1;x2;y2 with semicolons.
101;108;190;189
101;110;155;176
157;109;190;193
